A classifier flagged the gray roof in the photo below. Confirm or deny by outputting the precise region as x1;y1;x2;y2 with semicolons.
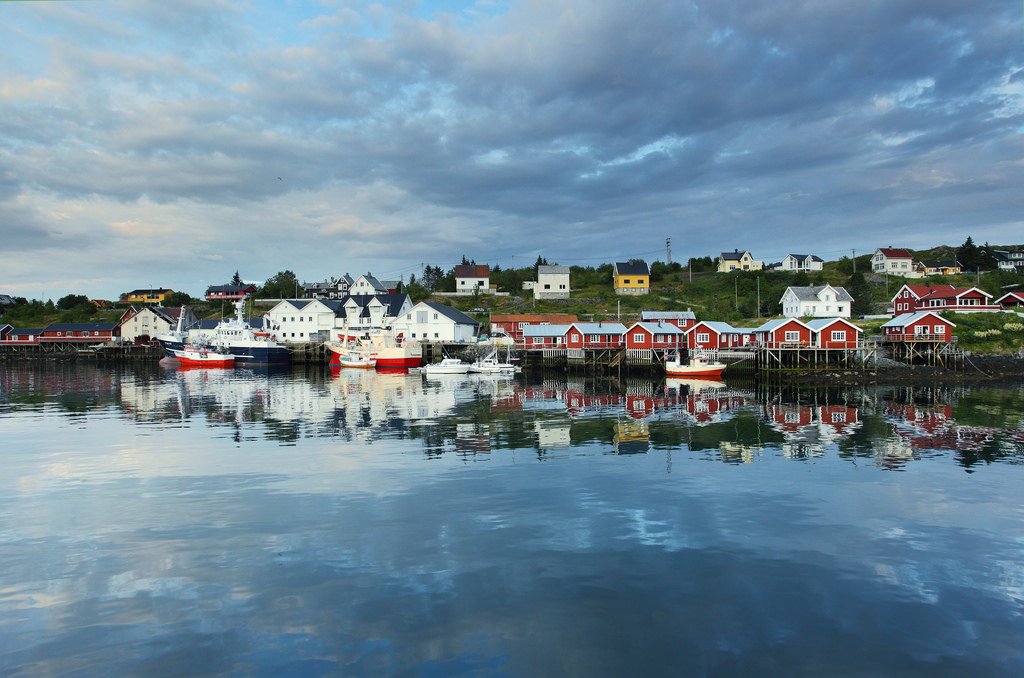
804;318;862;332
572;322;627;334
642;310;696;321
342;293;410;318
538;265;570;275
206;284;254;293
719;250;748;261
613;261;649;275
420;301;480;326
5;327;42;335
784;285;853;302
0;294;15;305
630;322;684;335
786;254;824;263
45;322;118;331
523;324;573;337
881;312;956;328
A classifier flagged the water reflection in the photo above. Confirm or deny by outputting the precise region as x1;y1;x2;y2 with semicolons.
3;363;1024;470
3;363;1024;675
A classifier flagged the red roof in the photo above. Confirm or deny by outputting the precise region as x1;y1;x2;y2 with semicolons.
454;264;490;278
902;284;991;301
877;247;913;259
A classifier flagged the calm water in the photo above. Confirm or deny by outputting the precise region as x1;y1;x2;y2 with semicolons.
1;362;1023;676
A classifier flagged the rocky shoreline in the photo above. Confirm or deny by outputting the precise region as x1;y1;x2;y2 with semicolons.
781;354;1024;384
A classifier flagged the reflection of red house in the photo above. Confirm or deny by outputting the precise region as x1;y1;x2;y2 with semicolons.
818;405;860;433
769;404;815;432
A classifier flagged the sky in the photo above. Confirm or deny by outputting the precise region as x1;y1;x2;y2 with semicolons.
1;0;1022;300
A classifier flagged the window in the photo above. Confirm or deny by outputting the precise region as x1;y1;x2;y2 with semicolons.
696;332;710;343
784;331;800;342
831;412;847;423
934;325;946;334
633;332;645;343
623;278;631;284
434;333;439;338
411;333;417;338
915;325;927;335
831;330;845;341
559;284;566;289
570;333;580;343
544;284;550;289
433;313;438;320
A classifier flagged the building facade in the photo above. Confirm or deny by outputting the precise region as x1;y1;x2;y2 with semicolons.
780;285;853;318
534;265;571;299
718;250;763;273
613;261;650;295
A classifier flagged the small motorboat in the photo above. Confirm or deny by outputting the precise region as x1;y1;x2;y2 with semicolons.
665;353;726;379
423;357;470;375
468;349;518;374
337;351;376;369
172;344;237;368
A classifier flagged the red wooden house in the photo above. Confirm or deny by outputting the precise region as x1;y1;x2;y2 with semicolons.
39;323;120;343
684;321;736;350
490;314;578;342
995;291;1024;309
564;323;627;349
640;311;696;331
891;284;998;315
880;312;955;341
805;317;863;348
753;318;813;348
624;322;685;350
0;325;43;345
205;284;257;302
521;323;573;348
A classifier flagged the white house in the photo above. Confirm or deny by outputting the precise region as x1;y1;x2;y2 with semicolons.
119;306;197;343
718;250;764;272
453;264;491;295
872;248;920;277
339;294;413;332
264;299;347;344
534;265;571;299
391;301;480;343
348;273;390;296
780;254;824;272
780;285;853;318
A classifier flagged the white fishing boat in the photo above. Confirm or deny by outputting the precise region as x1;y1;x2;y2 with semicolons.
156;298;290;365
665;353;727;379
171;344;237;368
468;349;518;374
423;357;470;375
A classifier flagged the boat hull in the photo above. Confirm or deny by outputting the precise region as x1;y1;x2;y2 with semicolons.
325;341;421;369
159;338;290;365
665;366;726;378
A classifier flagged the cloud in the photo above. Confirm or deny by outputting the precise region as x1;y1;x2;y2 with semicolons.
0;0;1022;298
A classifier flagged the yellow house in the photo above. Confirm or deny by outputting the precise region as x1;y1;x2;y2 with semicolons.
120;288;174;305
613;261;650;295
718;250;764;272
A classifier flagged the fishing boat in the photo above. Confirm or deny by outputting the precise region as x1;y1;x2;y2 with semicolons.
665;353;726;379
423;357;470;375
468;348;518;374
155;298;291;365
171;344;236;368
325;328;422;369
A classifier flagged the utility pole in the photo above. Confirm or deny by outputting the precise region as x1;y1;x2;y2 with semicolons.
852;249;856;273
735;277;739;312
666;237;672;265
756;277;761;318
688;258;692;282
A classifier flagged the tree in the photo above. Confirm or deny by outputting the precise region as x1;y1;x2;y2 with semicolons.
164;291;194;307
56;294;90;310
958;236;982;272
230;270;243;285
846;271;872;317
258;270;299;299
